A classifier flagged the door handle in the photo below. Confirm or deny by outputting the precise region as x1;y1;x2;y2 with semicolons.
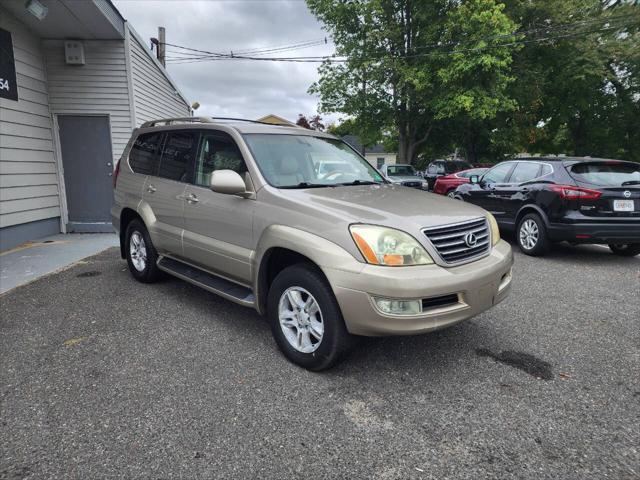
186;193;199;204
146;184;156;193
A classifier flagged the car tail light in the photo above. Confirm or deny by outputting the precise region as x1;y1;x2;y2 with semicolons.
549;184;602;200
112;159;121;188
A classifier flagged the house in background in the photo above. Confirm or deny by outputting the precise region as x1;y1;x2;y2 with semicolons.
256;114;296;127
341;135;397;168
0;0;190;251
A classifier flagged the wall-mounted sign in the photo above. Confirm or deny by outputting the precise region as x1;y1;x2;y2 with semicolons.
0;28;19;101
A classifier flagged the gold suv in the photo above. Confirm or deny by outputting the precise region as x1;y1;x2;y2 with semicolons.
112;117;513;370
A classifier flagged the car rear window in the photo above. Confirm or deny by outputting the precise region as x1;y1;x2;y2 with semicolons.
566;161;640;187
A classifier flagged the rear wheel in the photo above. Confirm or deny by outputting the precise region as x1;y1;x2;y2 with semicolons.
446;189;457;199
267;264;354;371
125;219;162;283
608;243;640;257
517;213;550;256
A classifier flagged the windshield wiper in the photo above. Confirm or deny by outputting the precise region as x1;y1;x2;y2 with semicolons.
335;180;383;186
279;182;331;189
621;180;640;186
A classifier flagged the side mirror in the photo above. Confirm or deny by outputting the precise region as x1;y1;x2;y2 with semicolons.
469;175;480;184
210;170;248;197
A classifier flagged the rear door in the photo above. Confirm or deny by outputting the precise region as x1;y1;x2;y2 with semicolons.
141;130;197;256
182;129;254;284
566;161;640;219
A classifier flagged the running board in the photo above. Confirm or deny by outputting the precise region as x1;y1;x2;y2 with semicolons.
157;257;255;307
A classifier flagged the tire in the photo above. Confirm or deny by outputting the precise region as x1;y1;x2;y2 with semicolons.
517;213;550;256
125;219;162;283
267;264;354;371
446;189;457;199
608;243;640;257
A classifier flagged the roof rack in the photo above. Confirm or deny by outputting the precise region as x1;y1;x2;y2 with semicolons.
140;117;214;128
141;116;303;128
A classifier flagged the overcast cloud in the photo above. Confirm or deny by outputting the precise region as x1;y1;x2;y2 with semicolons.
112;0;338;124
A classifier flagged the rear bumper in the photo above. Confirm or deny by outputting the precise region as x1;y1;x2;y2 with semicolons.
324;240;514;336
548;221;640;244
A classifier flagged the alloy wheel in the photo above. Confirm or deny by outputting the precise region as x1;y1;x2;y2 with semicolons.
129;231;147;272
519;219;539;250
278;287;324;353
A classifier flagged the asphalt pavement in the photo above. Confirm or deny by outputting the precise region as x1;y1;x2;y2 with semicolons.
1;242;638;479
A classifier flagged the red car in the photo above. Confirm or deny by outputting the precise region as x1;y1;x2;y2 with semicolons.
433;168;489;197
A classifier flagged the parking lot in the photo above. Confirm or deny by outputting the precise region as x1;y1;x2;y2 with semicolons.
0;241;638;479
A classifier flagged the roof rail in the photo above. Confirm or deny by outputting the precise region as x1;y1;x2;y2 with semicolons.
140;117;214;128
141;116;304;128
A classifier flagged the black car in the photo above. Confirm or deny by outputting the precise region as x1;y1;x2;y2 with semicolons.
455;157;640;256
424;159;473;190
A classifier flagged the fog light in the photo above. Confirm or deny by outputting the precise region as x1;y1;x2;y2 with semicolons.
374;298;421;315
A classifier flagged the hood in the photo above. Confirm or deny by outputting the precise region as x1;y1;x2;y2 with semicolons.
276;184;488;229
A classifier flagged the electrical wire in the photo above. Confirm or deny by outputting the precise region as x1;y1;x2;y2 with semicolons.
164;15;638;65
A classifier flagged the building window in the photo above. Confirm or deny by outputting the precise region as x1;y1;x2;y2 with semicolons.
377;158;385;168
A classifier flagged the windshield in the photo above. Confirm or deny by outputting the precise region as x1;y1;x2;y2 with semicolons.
567;161;640;187
386;165;416;176
242;134;384;188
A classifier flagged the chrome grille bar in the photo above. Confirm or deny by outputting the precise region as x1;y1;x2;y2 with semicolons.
422;218;490;265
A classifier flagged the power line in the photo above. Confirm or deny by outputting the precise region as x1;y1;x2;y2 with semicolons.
164;15;638;65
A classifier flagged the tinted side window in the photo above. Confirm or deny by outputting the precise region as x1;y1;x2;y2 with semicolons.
427;164;437;174
158;131;196;182
129;132;162;175
483;163;513;183
195;131;247;187
510;162;542;183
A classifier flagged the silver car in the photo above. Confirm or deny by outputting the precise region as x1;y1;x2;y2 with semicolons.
112;117;513;370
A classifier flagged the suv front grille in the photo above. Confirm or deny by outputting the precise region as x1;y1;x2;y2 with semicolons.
422;218;490;264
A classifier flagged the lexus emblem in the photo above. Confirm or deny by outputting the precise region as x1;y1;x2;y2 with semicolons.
623;190;632;198
464;232;478;247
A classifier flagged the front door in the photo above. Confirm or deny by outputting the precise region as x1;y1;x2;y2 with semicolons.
467;162;516;215
58;115;114;232
182;129;254;285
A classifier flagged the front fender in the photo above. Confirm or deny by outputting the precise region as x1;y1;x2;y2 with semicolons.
253;225;365;315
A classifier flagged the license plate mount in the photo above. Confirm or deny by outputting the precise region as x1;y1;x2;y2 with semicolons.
613;199;634;212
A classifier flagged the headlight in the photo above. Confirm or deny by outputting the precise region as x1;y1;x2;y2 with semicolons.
349;225;434;266
487;213;500;246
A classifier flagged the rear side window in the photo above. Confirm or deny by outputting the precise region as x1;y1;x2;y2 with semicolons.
567;161;640;187
129;132;163;175
158;131;197;182
510;162;541;183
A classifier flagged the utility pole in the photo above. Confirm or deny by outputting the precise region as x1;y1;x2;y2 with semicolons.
158;26;166;67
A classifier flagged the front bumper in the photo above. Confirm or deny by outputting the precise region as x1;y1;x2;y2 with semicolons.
547;221;640;244
324;240;514;336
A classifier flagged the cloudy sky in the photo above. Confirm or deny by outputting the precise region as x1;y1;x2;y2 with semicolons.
112;0;338;124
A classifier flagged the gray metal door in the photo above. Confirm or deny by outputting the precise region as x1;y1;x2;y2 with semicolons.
58;115;114;232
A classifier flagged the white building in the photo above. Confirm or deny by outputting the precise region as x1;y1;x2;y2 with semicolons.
0;0;190;250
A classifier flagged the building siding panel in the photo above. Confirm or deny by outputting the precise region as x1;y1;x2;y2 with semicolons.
43;39;133;164
0;7;60;233
129;32;190;126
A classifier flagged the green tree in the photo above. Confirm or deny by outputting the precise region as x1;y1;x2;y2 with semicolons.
307;0;518;164
499;0;640;161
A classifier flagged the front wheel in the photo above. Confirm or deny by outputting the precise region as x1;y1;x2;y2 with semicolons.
517;213;550;256
608;243;640;257
267;264;354;371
